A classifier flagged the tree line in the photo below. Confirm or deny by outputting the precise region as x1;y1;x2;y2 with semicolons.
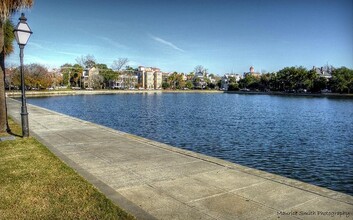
59;55;131;89
229;66;353;94
5;62;353;94
6;63;63;90
5;55;131;90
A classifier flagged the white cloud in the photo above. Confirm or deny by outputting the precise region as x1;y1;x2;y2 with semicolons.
57;51;81;57
98;36;128;49
149;34;184;52
27;42;46;50
25;55;51;64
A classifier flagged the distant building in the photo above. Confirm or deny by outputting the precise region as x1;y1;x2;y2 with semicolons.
193;71;208;89
154;71;163;89
110;72;138;89
138;66;163;89
221;74;242;90
162;72;170;83
82;67;100;88
244;66;261;78
313;66;332;79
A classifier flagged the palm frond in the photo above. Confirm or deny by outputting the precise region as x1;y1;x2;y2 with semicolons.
0;0;33;21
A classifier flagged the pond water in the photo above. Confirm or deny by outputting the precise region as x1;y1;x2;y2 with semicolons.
27;93;353;195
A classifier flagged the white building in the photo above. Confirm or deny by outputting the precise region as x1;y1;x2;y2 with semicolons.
82;67;101;89
138;66;163;89
193;71;208;89
111;73;138;89
221;74;242;90
313;66;332;79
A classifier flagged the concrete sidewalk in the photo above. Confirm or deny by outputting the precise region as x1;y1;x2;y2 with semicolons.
6;98;353;220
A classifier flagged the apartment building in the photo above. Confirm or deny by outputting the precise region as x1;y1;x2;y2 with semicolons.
137;66;163;89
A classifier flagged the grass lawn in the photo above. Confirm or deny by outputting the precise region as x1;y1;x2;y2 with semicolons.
0;118;135;219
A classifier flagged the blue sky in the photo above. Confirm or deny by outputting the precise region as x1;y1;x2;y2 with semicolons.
7;0;353;74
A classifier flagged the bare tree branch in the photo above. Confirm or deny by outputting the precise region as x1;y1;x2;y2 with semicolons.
111;58;129;72
194;65;206;74
75;54;96;68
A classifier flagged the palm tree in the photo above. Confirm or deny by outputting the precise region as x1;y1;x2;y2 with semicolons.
1;20;15;132
0;0;33;133
4;19;15;56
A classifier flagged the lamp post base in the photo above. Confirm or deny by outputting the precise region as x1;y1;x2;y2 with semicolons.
21;110;29;137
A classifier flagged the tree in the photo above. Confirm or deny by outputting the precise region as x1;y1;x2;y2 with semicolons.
111;58;129;72
167;72;186;89
303;69;318;91
9;64;52;90
5;64;20;89
3;21;15;90
162;82;170;89
1;0;33;132
23;64;51;89
276;66;308;91
229;77;237;84
4;66;13;89
4;19;15;56
75;54;96;68
312;77;328;93
238;74;259;89
187;72;194;80
96;63;116;88
259;73;271;91
167;72;178;89
228;83;239;91
194;65;206;74
185;80;194;89
60;63;73;86
50;71;63;88
125;66;135;72
331;67;353;93
88;74;103;89
177;75;186;89
72;64;83;87
60;64;83;87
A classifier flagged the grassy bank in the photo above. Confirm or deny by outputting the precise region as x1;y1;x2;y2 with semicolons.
0;118;135;219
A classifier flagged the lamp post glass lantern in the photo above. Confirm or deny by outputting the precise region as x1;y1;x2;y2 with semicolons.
13;13;32;137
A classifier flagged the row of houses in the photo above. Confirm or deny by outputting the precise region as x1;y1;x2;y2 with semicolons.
81;66;163;90
220;66;257;90
81;65;333;90
80;65;256;90
82;66;219;90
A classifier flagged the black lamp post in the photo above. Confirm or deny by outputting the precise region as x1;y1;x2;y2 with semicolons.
13;13;32;137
